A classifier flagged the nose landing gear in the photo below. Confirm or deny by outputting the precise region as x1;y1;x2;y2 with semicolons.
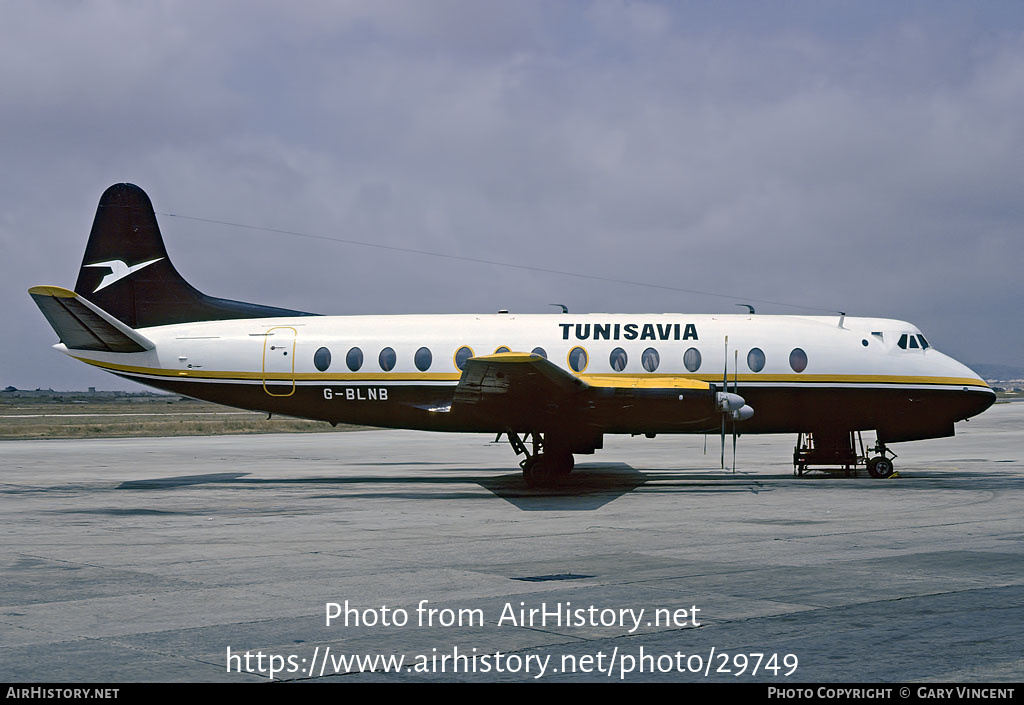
866;442;898;478
793;432;898;478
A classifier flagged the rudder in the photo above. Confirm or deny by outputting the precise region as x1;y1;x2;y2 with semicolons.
73;183;313;328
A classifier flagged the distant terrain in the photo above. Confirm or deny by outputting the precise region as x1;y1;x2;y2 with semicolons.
968;363;1024;383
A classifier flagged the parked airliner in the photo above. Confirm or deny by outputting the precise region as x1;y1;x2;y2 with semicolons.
30;184;995;486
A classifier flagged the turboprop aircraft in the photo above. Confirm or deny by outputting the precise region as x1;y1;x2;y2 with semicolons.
30;184;996;486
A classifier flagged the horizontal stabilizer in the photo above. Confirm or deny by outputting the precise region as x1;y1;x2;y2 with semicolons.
29;285;154;353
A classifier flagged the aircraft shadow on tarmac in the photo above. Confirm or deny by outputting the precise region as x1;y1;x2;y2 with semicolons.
114;465;1021;511
114;465;762;511
115;466;650;510
475;463;647;510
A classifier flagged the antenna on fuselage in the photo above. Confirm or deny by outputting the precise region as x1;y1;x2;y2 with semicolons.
736;304;755;314
549;303;568;313
838;311;846;328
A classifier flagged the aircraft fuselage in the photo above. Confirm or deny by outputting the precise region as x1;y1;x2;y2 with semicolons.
59;311;994;444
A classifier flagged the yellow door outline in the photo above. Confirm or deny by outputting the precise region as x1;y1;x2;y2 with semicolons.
262;326;297;397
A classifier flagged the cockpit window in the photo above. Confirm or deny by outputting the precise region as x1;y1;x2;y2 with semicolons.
897;333;929;351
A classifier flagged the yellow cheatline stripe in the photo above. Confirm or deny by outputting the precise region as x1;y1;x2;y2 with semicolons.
71;356;989;388
72;356;462;381
29;285;78;298
581;375;709;390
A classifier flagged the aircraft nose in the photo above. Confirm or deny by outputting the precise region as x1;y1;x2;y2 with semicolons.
964;388;996;420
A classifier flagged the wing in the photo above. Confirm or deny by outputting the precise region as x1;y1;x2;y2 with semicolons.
452;351;718;438
454;351;586;408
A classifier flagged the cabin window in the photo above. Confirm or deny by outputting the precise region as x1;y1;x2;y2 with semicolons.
454;346;474;370
641;347;660;372
531;347;547;359
609;347;627;372
379;347;397;371
789;348;807;373
346;347;363;371
747;347;765;372
683;347;701;372
568;346;588;372
494;346;510;354
313;347;331;372
414;347;432;371
898;334;908;350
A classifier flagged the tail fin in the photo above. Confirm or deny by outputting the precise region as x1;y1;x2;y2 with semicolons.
73;183;314;328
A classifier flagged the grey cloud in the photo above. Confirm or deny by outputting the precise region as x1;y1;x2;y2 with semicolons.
2;1;1022;391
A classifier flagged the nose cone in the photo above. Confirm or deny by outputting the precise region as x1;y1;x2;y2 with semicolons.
938;352;996;421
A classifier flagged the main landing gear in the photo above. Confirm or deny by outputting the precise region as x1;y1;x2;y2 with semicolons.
506;431;574;488
793;431;898;478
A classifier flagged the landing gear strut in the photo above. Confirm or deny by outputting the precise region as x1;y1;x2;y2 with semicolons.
506;431;574;488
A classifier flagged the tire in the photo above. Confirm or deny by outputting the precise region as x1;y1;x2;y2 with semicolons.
548;450;575;478
523;456;552;488
867;456;894;478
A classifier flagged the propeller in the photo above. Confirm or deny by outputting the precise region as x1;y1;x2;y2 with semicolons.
716;336;754;471
732;350;738;472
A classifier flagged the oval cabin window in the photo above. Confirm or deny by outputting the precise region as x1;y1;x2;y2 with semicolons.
568;346;588;372
609;347;628;372
683;347;701;372
313;347;331;372
379;347;396;372
789;348;807;373
454;346;474;370
414;347;432;372
641;347;660;372
747;347;765;373
346;347;363;372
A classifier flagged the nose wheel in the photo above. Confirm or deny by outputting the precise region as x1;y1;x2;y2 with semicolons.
866;455;895;478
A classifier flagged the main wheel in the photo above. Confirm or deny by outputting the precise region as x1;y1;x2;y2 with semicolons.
867;456;895;478
523;456;552;488
547;449;575;478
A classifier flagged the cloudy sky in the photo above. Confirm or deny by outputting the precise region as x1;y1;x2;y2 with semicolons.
2;1;1022;391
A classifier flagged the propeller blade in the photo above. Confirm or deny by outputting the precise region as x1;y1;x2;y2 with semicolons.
734;350;738;394
721;335;728;469
723;335;728;392
731;350;739;472
732;422;737;473
721;415;726;469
